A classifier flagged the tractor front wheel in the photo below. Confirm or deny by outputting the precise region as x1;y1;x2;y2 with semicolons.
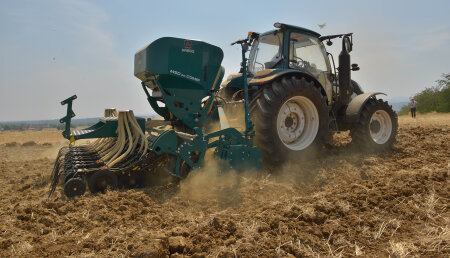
250;76;329;165
350;98;398;150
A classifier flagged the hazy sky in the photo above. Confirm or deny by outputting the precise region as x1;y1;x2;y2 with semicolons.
1;0;449;121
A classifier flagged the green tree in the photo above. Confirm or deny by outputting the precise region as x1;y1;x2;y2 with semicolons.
397;73;449;115
415;87;438;113
398;105;410;116
435;73;450;112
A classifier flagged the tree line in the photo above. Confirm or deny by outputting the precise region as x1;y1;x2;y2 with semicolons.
0;117;99;131
0;123;65;131
398;73;450;115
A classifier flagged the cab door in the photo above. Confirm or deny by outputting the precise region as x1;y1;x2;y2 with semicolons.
288;32;333;103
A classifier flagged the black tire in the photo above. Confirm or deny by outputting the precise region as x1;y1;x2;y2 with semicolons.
63;171;81;183
64;177;86;197
88;170;118;194
350;98;398;150
120;170;145;189
63;172;75;183
250;76;329;165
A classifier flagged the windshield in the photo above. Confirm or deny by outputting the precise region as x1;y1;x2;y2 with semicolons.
248;32;283;74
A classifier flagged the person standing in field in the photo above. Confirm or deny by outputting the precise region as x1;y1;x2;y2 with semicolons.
409;98;418;118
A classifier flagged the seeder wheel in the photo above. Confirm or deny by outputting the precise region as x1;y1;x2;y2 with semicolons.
120;170;145;189
64;177;86;197
88;170;118;194
64;172;77;183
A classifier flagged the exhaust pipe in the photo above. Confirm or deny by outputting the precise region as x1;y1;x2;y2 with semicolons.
338;36;352;109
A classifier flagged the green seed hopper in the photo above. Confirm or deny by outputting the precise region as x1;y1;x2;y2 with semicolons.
135;37;225;128
135;37;262;175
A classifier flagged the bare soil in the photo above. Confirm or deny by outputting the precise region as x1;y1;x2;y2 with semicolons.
0;113;448;257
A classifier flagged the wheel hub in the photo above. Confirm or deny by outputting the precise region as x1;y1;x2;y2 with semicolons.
370;120;381;134
369;110;393;144
285;116;295;128
98;178;109;188
276;96;319;150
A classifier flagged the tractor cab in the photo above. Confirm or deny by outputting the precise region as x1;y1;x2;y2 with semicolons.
224;23;357;107
248;24;333;96
224;24;332;102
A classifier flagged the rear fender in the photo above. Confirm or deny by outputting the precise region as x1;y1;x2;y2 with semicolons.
221;73;244;89
345;92;386;123
249;70;328;99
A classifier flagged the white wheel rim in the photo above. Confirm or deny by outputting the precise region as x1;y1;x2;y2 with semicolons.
276;96;319;150
369;110;392;144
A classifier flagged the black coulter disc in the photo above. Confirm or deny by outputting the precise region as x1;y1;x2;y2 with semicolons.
88;170;118;194
64;177;86;197
120;170;145;189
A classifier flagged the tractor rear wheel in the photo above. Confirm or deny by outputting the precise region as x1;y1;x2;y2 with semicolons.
250;76;329;165
350;98;398;150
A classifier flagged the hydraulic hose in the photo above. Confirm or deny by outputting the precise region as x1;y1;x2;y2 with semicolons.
102;112;126;163
80;109;149;169
107;111;134;167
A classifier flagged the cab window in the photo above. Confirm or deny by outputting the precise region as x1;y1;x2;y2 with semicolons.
289;32;331;90
248;32;283;74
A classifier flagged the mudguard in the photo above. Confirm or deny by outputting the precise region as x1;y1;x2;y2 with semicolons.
248;69;328;99
345;92;386;123
249;69;317;86
223;69;321;90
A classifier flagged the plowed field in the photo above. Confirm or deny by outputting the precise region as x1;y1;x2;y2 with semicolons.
0;114;448;257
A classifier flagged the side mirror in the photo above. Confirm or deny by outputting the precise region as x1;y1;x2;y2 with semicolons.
351;63;360;71
343;36;352;53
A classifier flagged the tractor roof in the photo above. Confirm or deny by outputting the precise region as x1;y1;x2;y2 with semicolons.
273;22;321;38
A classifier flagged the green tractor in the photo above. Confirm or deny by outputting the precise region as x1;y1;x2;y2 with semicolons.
49;22;397;198
220;22;398;164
